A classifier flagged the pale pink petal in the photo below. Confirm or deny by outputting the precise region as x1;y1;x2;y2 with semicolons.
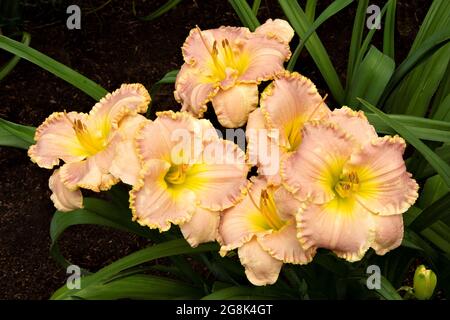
130;159;196;232
181;26;250;66
328;106;378;147
28;112;88;168
211;84;258;128
59;136;120;192
219;177;268;254
273;185;302;220
179;207;220;247
49;169;83;212
281;122;356;203
246;109;282;183
174;64;219;118
258;224;315;264
238;35;291;83
136;111;201;164
255;19;294;44
89;83;150;129
297;198;376;262
187;139;249;211
345;135;419;215
110;115;148;185
238;238;283;286
372;214;404;255
260;72;330;151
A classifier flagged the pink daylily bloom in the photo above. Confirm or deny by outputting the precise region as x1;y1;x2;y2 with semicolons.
130;111;249;246
246;71;330;184
282;107;419;261
219;176;315;286
174;19;294;128
28;84;151;211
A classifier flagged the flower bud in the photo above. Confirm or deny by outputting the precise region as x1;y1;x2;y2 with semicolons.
413;265;437;300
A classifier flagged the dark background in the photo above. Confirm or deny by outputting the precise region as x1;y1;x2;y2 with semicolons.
0;0;430;299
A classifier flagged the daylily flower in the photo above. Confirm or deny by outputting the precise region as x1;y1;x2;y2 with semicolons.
174;19;294;128
130;111;249;247
246;71;330;184
282;107;419;261
28;84;151;211
219;176;315;286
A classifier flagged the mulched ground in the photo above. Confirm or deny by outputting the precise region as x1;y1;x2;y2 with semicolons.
0;0;430;299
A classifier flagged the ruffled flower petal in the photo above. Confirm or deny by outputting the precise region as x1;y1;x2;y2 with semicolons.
187;139;249;211
371;214;404;255
219;177;267;254
261;72;330;151
246;109;283;183
258;223;315;264
211;83;258;128
109;114;149;185
28;112;88;168
181;26;250;66
297;198;376;262
89;83;150;129
255;19;294;44
238;238;283;286
281;122;356;203
49;169;83;212
175;64;219;117
137;111;202;164
59;136;120;192
179;207;220;247
130;159;197;232
345;135;419;215
328;106;378;147
238;35;291;83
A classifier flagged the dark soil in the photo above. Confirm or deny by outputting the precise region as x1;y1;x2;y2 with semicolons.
0;0;430;299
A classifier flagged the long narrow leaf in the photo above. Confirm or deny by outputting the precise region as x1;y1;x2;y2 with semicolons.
287;0;354;72
0;32;30;81
138;0;182;21
0;35;107;100
358;98;450;187
228;0;260;31
279;0;345;103
0;118;35;149
383;0;396;59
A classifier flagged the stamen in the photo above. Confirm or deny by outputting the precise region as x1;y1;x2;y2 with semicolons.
195;25;213;56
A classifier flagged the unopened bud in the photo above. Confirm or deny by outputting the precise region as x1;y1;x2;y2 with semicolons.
413;265;437;300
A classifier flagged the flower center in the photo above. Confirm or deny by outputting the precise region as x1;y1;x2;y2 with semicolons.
249;189;285;231
165;164;189;186
196;27;249;82
334;171;360;198
66;113;109;156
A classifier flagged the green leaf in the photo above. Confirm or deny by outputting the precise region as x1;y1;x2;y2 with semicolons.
432;94;450;122
421;221;450;254
365;113;450;142
358;98;450;188
305;0;317;22
64;274;202;300
278;0;345;104
0;118;35;149
383;0;396;59
419;175;449;208
346;0;368;88
410;193;450;232
50;197;155;268
383;0;450;114
347;46;395;108
138;0;182;21
287;0;354;72
228;0;260;31
151;69;179;96
417;144;450;179
252;0;261;15
0;32;30;81
0;35;107;100
376;276;403;300
51;239;218;300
